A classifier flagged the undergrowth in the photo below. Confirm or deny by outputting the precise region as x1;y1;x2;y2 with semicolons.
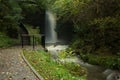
0;35;19;48
23;50;87;80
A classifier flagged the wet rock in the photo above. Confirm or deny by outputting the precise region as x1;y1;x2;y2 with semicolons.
103;69;113;76
106;71;120;80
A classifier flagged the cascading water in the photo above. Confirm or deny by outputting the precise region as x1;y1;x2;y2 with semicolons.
45;10;57;44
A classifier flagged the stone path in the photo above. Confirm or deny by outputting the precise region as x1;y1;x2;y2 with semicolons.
0;47;39;80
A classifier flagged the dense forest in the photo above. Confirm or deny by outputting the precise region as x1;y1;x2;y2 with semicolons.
51;0;120;55
0;0;120;69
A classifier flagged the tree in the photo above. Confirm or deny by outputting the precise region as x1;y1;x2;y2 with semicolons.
0;0;22;38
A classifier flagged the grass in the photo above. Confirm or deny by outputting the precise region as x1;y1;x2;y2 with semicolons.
0;35;19;48
23;49;87;80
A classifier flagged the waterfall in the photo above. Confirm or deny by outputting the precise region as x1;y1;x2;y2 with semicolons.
45;10;57;44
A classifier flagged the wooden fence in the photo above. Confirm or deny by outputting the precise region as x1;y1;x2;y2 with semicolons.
21;34;45;50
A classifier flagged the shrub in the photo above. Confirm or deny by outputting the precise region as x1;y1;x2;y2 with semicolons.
0;35;19;48
58;48;75;59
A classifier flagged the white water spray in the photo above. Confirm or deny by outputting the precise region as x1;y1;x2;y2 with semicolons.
45;10;57;44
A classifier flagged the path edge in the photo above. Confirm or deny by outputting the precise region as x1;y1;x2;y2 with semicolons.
21;51;44;80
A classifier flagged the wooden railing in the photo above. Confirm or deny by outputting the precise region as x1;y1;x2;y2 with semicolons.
20;34;45;50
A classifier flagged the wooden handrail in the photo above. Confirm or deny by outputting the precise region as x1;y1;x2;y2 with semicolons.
21;34;44;37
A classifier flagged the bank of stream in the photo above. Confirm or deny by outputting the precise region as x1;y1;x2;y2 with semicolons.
46;45;120;80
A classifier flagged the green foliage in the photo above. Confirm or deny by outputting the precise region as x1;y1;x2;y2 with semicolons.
58;48;75;59
25;24;41;45
23;50;86;80
89;16;120;53
79;53;120;70
0;34;19;48
19;0;45;27
0;0;22;38
50;0;120;54
25;24;40;34
71;39;85;49
51;0;90;22
63;62;87;76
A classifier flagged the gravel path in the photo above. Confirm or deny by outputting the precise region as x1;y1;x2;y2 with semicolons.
0;47;39;80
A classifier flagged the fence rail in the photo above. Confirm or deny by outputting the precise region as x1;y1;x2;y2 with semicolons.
21;34;45;50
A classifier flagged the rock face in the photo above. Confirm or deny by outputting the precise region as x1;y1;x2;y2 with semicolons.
106;71;120;80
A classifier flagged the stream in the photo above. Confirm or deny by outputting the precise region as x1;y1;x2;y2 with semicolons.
46;45;120;80
45;9;120;80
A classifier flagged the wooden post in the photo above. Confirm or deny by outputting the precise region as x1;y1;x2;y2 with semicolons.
33;35;35;50
34;36;36;46
21;35;24;48
41;35;45;48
